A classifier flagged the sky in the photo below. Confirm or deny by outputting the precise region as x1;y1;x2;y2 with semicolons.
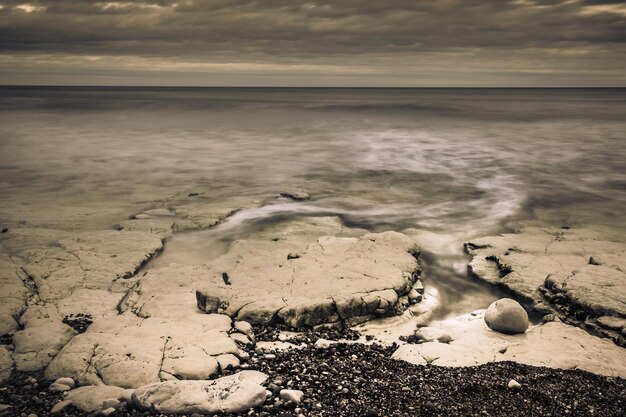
0;0;625;87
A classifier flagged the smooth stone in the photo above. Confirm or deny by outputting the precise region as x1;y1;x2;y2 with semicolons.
280;389;304;404
508;379;521;389
54;377;75;388
414;326;454;343
48;382;72;392
484;298;529;335
65;385;128;412
132;371;268;414
13;320;77;372
314;339;332;350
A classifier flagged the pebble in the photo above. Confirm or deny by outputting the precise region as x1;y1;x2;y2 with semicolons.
0;404;10;411
265;354;277;360
48;383;71;393
280;389;304;403
508;379;522;389
314;339;332;350
53;377;75;389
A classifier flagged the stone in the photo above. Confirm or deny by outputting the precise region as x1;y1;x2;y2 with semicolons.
192;232;420;329
21;230;163;301
314;339;332;350
391;310;626;378
280;191;310;201
13;321;77;371
414;327;454;343
484;298;529;335
65;385;128;412
280;389;304;403
46;313;245;388
132;370;268;414
0;345;13;384
48;382;72;392
54;377;75;388
0;404;10;411
0;254;30;336
508;379;521;389
102;399;122;410
466;227;626;345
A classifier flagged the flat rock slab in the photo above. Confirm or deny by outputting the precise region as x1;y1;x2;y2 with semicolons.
12;321;77;372
0;254;30;336
465;227;626;346
392;311;626;378
132;370;268;415
21;230;163;301
193;231;420;328
45;313;251;388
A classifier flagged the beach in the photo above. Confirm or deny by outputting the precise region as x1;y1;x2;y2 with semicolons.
0;87;625;416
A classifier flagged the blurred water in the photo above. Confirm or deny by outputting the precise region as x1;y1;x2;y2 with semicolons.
1;87;625;317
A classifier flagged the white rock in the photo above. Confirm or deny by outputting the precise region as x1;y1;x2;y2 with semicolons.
132;371;268;414
508;379;521;389
48;382;71;392
414;327;454;343
314;339;332;350
280;389;304;404
484;298;529;335
54;377;75;389
65;385;128;412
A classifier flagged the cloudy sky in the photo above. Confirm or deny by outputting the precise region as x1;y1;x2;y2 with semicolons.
0;0;625;86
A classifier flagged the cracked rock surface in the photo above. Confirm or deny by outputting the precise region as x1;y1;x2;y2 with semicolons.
45;313;252;388
186;231;422;329
392;310;626;378
465;227;626;346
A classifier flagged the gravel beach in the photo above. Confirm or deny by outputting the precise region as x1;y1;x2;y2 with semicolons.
2;337;624;417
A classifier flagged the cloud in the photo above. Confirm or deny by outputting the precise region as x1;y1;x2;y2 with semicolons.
0;0;624;85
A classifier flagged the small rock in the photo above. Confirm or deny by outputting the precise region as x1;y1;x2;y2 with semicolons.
362;411;380;417
287;252;300;260
54;377;75;389
314;339;331;350
264;354;276;360
414;327;454;343
508;379;521;389
279;389;304;404
234;321;255;338
49;382;71;392
0;404;9;411
51;400;73;414
280;191;310;201
484;298;529;335
102;407;119;416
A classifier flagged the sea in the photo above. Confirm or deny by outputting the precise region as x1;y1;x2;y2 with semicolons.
1;87;625;317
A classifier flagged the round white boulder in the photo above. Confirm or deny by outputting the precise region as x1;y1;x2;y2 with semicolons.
484;298;529;335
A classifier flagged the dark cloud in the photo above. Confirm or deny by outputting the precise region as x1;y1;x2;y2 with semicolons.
0;0;624;85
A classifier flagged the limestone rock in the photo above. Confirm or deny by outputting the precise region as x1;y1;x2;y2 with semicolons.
65;385;128;412
132;371;268;414
465;227;626;345
192;232;420;329
484;298;529;335
46;313;245;388
414;326;454;343
13;321;77;371
0;254;30;335
280;389;304;403
391;310;626;378
21;230;163;301
0;345;13;384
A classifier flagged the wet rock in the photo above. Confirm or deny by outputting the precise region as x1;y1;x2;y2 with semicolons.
132;370;268;414
414;326;454;343
484;298;529;335
392;310;626;378
466;227;626;346
280;191;310;201
194;232;420;329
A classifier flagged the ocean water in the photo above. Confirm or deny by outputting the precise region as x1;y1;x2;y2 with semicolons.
1;87;625;317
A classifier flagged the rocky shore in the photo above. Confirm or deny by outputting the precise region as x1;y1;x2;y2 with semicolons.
1;192;625;416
